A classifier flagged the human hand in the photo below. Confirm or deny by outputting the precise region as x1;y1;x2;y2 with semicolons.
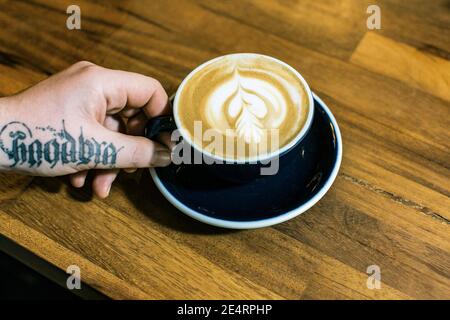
0;61;172;198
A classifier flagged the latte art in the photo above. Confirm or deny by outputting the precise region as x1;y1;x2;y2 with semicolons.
206;66;296;145
177;54;310;161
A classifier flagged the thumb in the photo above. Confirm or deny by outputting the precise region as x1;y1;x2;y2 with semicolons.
86;125;172;170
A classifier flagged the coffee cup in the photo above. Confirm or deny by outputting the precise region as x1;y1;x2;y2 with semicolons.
146;53;314;182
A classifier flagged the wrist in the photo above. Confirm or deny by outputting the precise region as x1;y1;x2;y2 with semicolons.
0;96;15;171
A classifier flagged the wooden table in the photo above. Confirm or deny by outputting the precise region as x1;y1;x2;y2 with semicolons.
0;0;449;300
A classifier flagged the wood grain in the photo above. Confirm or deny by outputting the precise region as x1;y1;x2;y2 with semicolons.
0;0;449;299
351;32;450;101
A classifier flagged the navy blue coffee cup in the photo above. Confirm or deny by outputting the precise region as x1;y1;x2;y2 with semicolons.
145;54;315;183
145;113;313;183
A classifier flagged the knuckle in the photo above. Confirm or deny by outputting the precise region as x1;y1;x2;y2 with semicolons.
129;143;142;168
73;60;96;70
69;162;91;172
78;163;93;171
149;77;164;92
129;138;151;168
152;78;162;87
71;61;103;82
74;64;105;102
79;63;102;77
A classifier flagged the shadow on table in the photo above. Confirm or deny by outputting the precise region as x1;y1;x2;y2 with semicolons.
33;175;95;203
119;169;238;236
38;170;237;235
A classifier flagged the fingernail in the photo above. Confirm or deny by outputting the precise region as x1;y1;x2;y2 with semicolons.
151;150;171;167
106;184;112;197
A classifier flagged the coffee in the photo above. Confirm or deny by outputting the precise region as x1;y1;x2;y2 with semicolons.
176;54;310;161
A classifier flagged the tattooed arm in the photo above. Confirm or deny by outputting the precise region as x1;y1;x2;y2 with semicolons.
0;61;172;198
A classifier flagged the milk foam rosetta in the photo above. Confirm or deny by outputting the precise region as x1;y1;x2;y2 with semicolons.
177;55;309;160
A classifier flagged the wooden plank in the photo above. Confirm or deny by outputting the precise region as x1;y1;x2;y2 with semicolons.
0;0;448;299
0;212;150;299
351;32;450;101
190;0;369;60
378;0;450;56
1;177;283;299
0;173;33;202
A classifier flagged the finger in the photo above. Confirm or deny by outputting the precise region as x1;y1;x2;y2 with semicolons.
126;111;147;136
120;107;141;118
155;132;177;151
92;169;120;199
103;114;137;176
103;114;126;133
96;68;170;117
70;171;88;188
90;124;172;169
127;112;176;150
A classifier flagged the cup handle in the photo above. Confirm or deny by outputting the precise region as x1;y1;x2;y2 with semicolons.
145;115;177;140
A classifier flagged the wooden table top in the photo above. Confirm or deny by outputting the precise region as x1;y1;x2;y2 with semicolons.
0;0;449;300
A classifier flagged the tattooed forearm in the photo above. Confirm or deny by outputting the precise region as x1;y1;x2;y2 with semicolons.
0;120;123;169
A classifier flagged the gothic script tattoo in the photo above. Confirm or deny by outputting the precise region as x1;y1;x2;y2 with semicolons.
0;121;123;168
